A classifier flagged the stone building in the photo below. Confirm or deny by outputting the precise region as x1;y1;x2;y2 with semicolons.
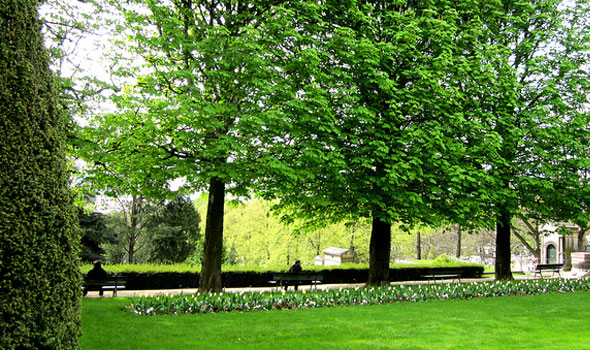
314;247;356;266
540;223;590;273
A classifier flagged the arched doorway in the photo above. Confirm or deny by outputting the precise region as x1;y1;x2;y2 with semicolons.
546;244;557;264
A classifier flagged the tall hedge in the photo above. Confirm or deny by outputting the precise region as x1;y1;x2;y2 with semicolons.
0;0;81;349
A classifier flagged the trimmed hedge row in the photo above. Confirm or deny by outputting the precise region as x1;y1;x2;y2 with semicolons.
115;266;484;290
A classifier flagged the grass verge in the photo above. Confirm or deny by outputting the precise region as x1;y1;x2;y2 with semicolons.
81;290;590;350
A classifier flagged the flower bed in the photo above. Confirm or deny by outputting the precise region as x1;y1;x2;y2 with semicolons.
128;278;590;316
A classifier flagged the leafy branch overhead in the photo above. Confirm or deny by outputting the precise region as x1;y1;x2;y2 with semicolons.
70;0;590;288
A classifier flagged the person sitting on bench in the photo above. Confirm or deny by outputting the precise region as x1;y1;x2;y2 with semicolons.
286;260;302;291
87;260;107;296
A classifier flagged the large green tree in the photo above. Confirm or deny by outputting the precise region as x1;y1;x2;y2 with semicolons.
475;0;590;279
77;0;318;291
0;0;80;348
265;0;496;285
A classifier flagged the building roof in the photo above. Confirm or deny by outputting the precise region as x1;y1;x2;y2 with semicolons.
323;247;352;256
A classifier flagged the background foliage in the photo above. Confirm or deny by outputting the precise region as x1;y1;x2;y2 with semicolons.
85;197;529;269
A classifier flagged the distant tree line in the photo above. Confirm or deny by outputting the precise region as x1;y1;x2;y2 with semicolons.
79;195;201;265
83;197;534;269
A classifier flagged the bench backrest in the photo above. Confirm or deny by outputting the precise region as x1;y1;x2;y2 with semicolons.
424;268;462;276
535;263;563;270
84;274;127;285
272;272;324;281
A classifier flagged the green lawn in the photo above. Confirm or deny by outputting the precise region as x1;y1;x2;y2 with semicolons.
81;290;590;350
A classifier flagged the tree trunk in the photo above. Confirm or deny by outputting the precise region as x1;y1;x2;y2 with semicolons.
577;228;588;252
512;228;540;260
416;231;421;260
495;207;514;280
513;218;542;260
367;215;391;286
128;240;135;264
349;225;356;262
199;177;225;292
456;225;462;259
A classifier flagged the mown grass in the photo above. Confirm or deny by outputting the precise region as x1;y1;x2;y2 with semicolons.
81;290;590;350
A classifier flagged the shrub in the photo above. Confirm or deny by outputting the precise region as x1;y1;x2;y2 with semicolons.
81;263;483;290
0;1;81;348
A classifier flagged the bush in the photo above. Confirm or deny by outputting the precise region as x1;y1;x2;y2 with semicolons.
85;263;483;290
0;1;81;348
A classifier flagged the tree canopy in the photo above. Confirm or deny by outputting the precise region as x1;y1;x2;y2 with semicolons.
473;0;590;279
262;0;504;284
76;0;325;291
70;0;590;287
259;0;590;283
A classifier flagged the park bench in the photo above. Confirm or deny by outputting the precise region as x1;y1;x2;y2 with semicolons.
270;272;324;290
83;274;127;297
533;263;563;278
421;268;462;283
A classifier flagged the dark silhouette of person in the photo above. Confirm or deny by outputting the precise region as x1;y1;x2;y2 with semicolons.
285;260;302;291
87;260;107;296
